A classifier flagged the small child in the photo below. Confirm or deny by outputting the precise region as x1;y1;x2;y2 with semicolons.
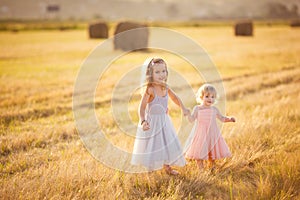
131;58;189;175
185;84;235;170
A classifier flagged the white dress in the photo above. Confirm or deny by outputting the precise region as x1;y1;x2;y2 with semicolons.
131;88;186;171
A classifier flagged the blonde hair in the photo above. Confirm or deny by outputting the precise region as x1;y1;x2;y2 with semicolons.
140;58;168;95
145;58;168;87
196;83;218;104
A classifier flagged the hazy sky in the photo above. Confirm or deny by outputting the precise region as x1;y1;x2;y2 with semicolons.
0;0;299;20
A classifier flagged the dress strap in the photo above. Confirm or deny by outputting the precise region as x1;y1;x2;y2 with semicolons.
152;86;168;97
165;86;168;96
152;86;157;96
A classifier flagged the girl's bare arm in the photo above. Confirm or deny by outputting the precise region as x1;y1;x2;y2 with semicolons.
168;88;189;116
215;107;236;122
139;87;153;130
188;106;198;123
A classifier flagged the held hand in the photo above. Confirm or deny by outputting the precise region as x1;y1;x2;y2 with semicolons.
142;121;150;131
183;108;190;116
230;117;236;122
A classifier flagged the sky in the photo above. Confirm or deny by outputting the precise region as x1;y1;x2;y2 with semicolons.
0;0;299;20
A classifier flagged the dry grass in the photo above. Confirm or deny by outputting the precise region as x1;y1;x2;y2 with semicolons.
0;25;299;199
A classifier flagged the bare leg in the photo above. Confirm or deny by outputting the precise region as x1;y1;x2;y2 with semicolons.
196;159;204;170
164;164;179;175
208;152;216;168
208;158;216;172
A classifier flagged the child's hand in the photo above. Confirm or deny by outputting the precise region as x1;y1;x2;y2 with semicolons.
183;108;190;116
142;121;150;131
230;117;236;122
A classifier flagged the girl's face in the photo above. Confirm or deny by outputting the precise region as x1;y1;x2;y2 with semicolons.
152;63;167;84
202;92;215;107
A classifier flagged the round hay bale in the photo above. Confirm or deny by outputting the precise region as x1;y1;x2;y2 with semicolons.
113;21;149;51
290;20;300;27
234;22;253;36
89;22;108;39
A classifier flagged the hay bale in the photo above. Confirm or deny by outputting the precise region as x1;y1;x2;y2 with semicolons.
290;20;300;27
47;5;60;12
113;21;149;51
89;22;108;39
234;22;253;36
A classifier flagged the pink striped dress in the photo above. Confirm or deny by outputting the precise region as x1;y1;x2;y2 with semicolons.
185;107;231;160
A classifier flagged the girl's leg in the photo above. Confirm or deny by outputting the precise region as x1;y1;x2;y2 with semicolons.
164;164;179;175
208;152;216;168
208;158;214;166
208;157;216;172
196;159;204;169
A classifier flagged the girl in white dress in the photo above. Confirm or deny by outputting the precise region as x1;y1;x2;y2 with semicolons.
131;58;189;175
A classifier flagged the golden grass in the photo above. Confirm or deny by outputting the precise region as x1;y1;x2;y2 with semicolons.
0;25;299;199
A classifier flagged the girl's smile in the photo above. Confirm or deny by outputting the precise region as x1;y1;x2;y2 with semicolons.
203;93;215;106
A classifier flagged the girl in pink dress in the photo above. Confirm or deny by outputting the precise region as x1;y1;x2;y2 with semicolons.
185;84;235;170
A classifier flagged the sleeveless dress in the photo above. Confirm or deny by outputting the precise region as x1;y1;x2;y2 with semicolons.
185;107;231;160
131;88;186;171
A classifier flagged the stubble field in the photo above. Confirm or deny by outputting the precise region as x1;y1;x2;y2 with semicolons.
0;23;299;199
